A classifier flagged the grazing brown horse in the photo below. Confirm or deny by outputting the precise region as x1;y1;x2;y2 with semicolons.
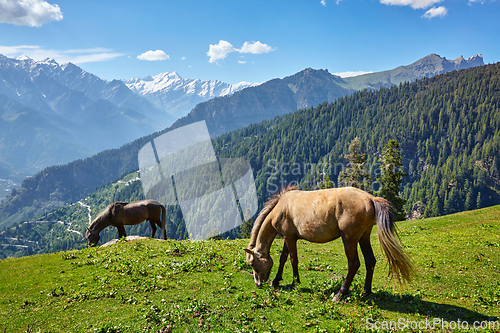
86;200;167;246
245;186;414;302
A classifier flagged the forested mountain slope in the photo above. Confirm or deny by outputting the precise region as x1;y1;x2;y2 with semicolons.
0;63;498;234
214;63;500;218
171;54;483;137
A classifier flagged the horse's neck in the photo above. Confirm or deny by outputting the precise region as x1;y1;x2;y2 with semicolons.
254;219;277;255
89;216;111;233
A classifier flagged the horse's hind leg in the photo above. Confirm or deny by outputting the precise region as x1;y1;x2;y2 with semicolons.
149;220;157;238
285;237;300;287
359;228;376;295
161;222;167;240
333;235;360;302
272;242;290;287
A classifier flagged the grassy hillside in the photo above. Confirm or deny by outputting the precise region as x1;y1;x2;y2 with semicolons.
1;206;499;332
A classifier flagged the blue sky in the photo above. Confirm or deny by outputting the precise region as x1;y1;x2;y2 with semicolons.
0;0;498;84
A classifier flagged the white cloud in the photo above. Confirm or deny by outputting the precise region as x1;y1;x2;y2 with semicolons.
207;40;236;63
422;6;447;18
0;45;124;63
67;52;125;63
181;56;186;60
333;71;374;78
321;0;326;6
0;0;62;27
137;50;169;61
380;0;448;18
207;40;274;63
238;60;246;64
238;41;273;54
0;44;38;55
379;0;442;9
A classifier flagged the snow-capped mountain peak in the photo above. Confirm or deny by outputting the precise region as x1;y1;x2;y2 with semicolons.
220;81;258;96
123;72;258;118
15;55;32;61
40;58;59;66
125;71;185;94
466;54;483;62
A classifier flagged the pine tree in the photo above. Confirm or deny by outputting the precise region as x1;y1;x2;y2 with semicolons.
476;192;482;209
319;163;334;189
238;208;254;238
338;137;372;192
320;175;333;189
445;187;458;215
377;139;407;220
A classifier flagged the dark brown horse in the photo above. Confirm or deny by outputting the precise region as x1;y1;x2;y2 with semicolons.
245;186;414;302
86;200;167;246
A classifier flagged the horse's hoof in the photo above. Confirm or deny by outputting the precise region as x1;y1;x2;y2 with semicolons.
332;293;342;303
271;280;280;288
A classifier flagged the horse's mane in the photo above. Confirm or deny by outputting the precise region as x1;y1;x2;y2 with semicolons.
248;185;297;249
89;202;129;229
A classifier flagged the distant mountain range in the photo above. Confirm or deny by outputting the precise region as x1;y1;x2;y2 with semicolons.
0;55;165;181
0;53;484;199
173;53;484;136
0;55;253;183
1;60;499;256
343;54;485;91
124;72;258;118
0;52;487;228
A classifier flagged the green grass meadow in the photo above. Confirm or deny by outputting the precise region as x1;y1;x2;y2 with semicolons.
1;206;499;332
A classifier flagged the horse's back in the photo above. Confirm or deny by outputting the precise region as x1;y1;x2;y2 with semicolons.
113;200;163;225
125;199;161;207
274;187;375;243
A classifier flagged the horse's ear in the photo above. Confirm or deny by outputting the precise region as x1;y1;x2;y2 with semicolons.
244;248;253;255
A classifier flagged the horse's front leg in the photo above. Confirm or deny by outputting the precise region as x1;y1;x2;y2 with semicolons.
117;225;127;239
285;237;300;288
272;242;289;287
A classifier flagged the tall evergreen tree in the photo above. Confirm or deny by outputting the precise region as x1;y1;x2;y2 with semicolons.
319;162;334;189
320;174;333;189
476;192;482;209
338;137;372;192
238;208;255;238
377;139;407;220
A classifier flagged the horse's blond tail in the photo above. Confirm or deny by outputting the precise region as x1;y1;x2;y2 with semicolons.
373;197;415;284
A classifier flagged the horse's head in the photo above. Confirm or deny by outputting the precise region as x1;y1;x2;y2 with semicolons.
86;227;100;247
244;248;273;287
